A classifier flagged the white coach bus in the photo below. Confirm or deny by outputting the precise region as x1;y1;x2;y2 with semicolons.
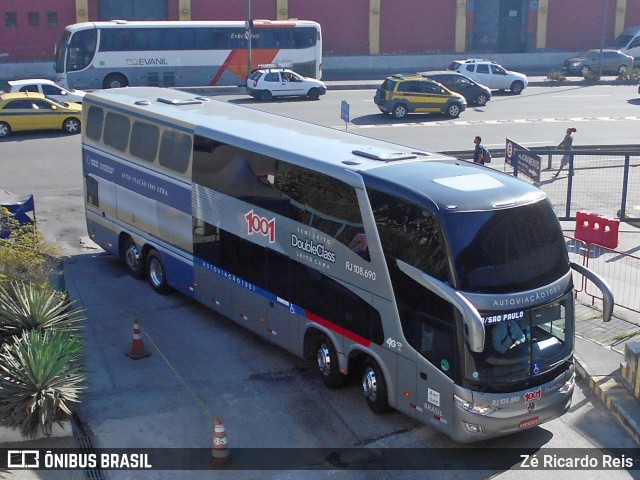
55;19;322;89
81;87;613;443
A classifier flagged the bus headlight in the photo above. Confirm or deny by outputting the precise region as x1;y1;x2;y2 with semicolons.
454;395;499;416
557;373;575;394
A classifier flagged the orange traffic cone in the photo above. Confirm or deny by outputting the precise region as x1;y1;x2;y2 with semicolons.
126;318;150;359
210;418;231;467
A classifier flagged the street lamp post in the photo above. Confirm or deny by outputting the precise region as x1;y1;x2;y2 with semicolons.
246;0;252;80
598;0;609;77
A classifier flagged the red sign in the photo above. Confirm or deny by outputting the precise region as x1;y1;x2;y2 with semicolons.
519;416;539;429
524;388;542;402
245;209;275;243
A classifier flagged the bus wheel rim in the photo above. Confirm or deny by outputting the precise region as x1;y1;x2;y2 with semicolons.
317;343;331;376
149;259;163;287
125;245;139;269
363;367;378;401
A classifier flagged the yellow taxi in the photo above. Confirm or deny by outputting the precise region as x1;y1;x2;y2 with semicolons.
0;92;81;138
374;74;467;119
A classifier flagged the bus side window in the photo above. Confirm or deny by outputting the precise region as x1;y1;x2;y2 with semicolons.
420;317;455;377
86;106;104;141
159;129;192;174
130;121;159;163
103;112;130;152
86;175;99;208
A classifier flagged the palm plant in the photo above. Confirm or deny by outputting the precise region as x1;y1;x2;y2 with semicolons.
0;282;85;339
0;328;85;438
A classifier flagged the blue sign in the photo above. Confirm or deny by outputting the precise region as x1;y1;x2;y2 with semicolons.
340;100;350;123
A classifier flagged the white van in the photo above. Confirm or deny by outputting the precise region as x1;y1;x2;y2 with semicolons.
612;26;640;63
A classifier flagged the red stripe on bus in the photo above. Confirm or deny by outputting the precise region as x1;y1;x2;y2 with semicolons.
305;311;372;348
210;49;280;86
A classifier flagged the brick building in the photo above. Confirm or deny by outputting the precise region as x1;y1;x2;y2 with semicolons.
1;0;639;62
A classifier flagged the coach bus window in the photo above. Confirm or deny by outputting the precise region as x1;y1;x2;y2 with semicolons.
85;106;104;141
159;130;192;174
289;260;384;344
101;29;132;51
274;162;369;261
193;140;369;261
369;189;457;377
85;176;99;208
103;112;130;152
293;28;315;48
443;200;568;293
130;121;159;163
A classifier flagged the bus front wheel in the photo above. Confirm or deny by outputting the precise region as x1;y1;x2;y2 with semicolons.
362;358;390;414
316;335;346;388
123;237;145;279
146;249;170;294
104;73;129;89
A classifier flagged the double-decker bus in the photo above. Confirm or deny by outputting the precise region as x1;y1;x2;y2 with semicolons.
81;87;613;443
54;19;322;90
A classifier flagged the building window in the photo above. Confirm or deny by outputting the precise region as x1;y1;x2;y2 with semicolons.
47;12;58;27
28;12;39;27
5;12;17;27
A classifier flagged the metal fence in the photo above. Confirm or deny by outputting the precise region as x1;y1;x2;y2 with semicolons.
567;236;640;315
446;146;640;314
509;148;640;221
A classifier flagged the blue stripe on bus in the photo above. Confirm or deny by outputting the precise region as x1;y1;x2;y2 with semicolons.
195;256;371;347
83;148;191;213
195;257;306;316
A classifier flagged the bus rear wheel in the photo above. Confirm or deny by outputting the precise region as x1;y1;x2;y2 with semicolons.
316;335;346;388
104;73;128;89
146;249;170;294
123;237;145;279
362;358;390;414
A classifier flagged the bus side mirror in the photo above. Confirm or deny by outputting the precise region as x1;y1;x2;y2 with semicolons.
396;260;486;353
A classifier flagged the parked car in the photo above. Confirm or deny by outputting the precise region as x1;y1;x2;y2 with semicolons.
419;70;491;106
374;74;467;119
246;68;326;101
562;49;634;76
447;59;528;94
611;26;640;64
0;92;81;138
7;78;86;103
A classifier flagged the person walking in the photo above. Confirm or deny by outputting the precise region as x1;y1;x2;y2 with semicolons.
553;127;577;178
473;135;486;165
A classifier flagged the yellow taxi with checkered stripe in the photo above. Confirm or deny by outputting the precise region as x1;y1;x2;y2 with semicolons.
0;91;81;138
374;74;466;119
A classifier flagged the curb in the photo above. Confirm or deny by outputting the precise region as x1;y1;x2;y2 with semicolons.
0;420;73;444
574;341;640;447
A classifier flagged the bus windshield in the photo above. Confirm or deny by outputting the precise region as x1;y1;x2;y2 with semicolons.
54;32;70;73
56;28;97;73
462;291;574;391
442;200;570;293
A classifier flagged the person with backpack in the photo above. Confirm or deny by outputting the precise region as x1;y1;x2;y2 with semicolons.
473;135;491;165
